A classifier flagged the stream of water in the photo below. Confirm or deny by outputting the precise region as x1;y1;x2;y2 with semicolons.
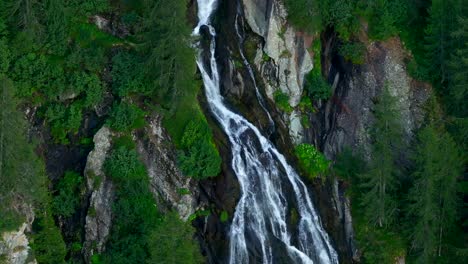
194;1;339;263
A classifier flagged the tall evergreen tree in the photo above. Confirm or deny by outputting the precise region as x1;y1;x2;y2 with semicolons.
141;0;197;109
447;14;468;116
424;0;461;85
359;84;404;228
407;124;463;262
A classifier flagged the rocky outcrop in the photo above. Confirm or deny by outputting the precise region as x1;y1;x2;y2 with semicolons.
242;0;314;144
0;224;36;264
135;114;200;220
243;0;313;107
313;37;431;159
83;126;114;261
0;205;35;264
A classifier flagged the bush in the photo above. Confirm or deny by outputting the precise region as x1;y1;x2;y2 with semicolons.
107;102;145;132
295;143;330;179
105;147;147;183
177;120;221;179
304;70;332;100
111;51;149;97
52;171;84;217
149;212;204;263
273;90;294;113
339;41;366;64
104;146;158;264
30;211;67;264
45;102;83;144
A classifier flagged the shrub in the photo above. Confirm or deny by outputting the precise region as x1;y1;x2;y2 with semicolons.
304;70;332;100
45;102;83;144
273;90;294;113
30;212;67;264
107;102;145;132
339;41;366;64
111;51;149;97
295;143;330;179
52;171;84;217
148;212;204;263
177;120;221;179
105;147;147;183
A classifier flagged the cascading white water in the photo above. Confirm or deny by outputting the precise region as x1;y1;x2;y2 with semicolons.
194;1;339;263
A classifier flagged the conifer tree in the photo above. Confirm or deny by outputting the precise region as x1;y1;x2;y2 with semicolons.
359;84;404;228
407;124;463;262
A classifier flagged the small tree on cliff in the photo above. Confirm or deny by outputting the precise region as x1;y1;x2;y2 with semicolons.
359;84;404;228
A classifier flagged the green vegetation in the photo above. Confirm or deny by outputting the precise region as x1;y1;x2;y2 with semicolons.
106;102;146;132
30;208;67;264
178;120;222;179
149;212;204;263
407;124;463;263
1;1;214;262
304;70;332;100
295;143;330;180
304;39;332;101
359;84;404;227
273;90;294;113
52;171;84;217
103;144;203;264
334;96;466;262
339;41;366;65
0;75;66;262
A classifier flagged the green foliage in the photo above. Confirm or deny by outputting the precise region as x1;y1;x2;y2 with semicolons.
359;84;404;228
304;70;332;100
339;41;366;64
284;0;321;33
111;51;149;97
295;144;330;180
406;125;463;262
220;211;229;223
0;38;10;73
52;171;83;217
104;147;147;183
30;210;67;264
106;102;145;132
0;77;46;232
273;90;293;113
104;146;157;264
142;0;196;108
44;102;83;144
447;15;468;117
148;212;204;264
178;120;221;179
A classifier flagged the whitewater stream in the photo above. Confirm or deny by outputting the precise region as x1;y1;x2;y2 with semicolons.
193;1;339;263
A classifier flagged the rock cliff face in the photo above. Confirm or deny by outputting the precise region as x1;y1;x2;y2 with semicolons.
311;36;431;159
0;205;36;264
83;126;114;261
199;0;431;263
134;114;200;220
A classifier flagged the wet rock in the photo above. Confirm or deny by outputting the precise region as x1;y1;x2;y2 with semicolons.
242;0;313;107
83;126;114;261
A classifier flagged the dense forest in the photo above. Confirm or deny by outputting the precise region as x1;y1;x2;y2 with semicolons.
0;0;466;264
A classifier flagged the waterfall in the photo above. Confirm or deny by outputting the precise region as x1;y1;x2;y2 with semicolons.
194;1;339;263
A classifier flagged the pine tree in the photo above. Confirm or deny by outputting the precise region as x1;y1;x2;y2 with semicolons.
141;0;197;108
447;14;468;116
359;84;404;228
407;125;463;262
424;0;461;85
